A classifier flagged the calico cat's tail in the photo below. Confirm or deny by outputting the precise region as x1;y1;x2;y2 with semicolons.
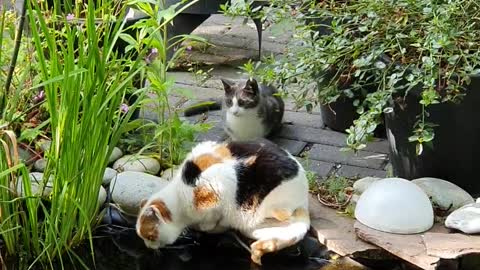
182;98;222;117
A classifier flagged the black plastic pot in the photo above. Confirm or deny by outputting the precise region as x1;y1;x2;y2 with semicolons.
320;98;356;133
320;98;386;138
385;74;480;196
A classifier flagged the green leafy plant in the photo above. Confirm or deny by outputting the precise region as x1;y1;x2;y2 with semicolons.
187;63;214;86
220;0;265;20
121;0;211;167
238;0;480;154
315;174;354;210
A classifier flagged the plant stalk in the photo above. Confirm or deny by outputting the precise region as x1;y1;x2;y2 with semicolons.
2;0;27;114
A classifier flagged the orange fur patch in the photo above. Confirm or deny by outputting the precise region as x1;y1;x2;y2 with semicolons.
214;145;232;159
193;154;223;171
151;200;172;222
292;208;309;220
138;207;160;241
193;185;219;210
271;209;292;222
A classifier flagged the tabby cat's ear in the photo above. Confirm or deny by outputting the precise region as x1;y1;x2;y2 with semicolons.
245;78;259;94
221;78;235;95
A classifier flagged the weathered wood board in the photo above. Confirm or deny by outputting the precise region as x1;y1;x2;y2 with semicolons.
308;196;381;257
423;232;480;259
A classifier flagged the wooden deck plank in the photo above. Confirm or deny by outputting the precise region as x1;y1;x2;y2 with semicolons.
308;196;381;257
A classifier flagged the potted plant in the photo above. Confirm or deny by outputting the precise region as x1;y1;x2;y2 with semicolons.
243;0;480;195
283;0;480;195
233;0;386;136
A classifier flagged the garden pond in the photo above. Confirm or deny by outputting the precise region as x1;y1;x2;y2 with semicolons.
3;222;364;270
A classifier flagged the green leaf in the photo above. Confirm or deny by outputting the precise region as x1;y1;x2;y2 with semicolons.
416;143;424;155
119;33;138;46
408;135;419;142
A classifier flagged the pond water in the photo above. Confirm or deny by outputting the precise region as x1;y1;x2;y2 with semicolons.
3;224;366;270
82;226;335;270
3;206;368;270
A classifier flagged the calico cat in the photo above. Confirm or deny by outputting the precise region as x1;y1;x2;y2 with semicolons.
136;139;310;265
183;78;285;141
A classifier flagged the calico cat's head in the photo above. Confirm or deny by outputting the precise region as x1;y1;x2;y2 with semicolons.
136;199;183;249
222;78;260;116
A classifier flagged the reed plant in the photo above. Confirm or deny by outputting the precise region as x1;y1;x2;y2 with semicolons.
0;130;39;269
1;0;210;267
26;0;147;265
1;0;146;268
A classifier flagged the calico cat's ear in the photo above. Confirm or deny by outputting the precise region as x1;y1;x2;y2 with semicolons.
150;200;172;222
140;199;148;208
221;78;235;95
245;78;259;94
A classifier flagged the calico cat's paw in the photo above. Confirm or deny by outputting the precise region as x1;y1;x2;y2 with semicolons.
250;239;279;265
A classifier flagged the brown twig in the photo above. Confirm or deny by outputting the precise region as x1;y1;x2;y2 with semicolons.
316;192;353;210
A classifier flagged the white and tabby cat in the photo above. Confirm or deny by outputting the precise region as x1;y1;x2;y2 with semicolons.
136;139;310;265
184;78;285;141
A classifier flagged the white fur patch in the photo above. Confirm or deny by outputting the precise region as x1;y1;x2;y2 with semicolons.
226;97;266;141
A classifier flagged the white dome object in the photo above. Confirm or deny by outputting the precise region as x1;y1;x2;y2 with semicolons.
355;177;434;234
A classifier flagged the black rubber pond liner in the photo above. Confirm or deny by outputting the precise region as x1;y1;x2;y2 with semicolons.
385;74;480;197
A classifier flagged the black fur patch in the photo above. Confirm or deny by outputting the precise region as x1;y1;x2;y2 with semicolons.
227;140;299;209
182;160;201;186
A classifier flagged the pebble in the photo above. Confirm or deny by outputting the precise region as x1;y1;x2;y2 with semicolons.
16;172;109;206
98;186;107;205
102;167;118;185
33;158;47;172
16;172;53;197
110;171;168;215
412;177;474;214
161;167;179;181
108;147;123;164
445;202;480;234
37;139;51;152
355;177;434;234
113;155;161;175
18;147;35;164
353;177;381;194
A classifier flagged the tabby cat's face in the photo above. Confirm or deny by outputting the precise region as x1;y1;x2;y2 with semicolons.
222;78;260;116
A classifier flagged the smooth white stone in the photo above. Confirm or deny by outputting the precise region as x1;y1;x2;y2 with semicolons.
353;177;381;194
110;171;168;215
102;167;118;185
445;202;480;234
413;177;474;213
108;147;123;164
113;155;161;175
